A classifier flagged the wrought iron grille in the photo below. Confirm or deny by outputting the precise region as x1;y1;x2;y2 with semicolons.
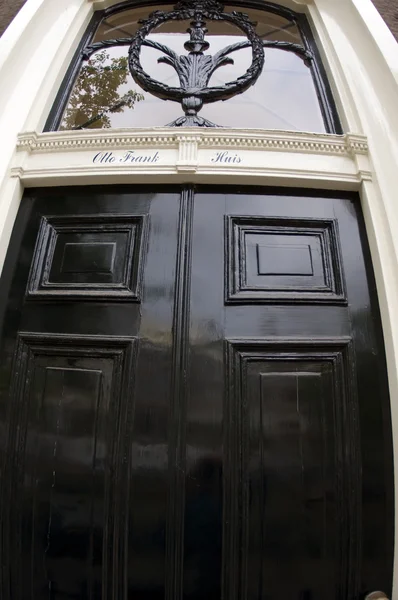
81;0;313;128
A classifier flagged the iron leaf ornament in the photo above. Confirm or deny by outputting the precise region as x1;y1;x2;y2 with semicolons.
82;0;314;128
128;0;265;127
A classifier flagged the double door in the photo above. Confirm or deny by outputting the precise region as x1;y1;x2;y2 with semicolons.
0;186;393;600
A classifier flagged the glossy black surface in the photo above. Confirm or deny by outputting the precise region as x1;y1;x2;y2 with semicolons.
0;186;393;600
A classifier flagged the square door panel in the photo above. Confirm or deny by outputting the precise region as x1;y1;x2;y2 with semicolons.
27;214;147;301
225;216;347;304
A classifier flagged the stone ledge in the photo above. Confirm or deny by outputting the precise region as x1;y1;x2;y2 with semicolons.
16;128;369;158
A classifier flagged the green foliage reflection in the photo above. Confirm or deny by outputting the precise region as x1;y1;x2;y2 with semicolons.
61;51;144;130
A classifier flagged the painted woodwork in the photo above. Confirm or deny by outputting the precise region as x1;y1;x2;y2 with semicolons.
0;185;393;600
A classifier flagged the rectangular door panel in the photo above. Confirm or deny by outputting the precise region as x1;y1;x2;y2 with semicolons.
3;334;136;600
224;339;360;600
225;216;346;304
27;214;147;301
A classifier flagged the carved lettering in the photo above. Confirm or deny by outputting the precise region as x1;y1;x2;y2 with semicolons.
93;151;116;164
120;150;160;164
92;150;161;165
211;151;242;164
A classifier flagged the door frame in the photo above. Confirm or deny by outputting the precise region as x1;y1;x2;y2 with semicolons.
1;0;398;595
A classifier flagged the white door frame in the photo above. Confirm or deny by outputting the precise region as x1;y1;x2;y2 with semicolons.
1;0;398;594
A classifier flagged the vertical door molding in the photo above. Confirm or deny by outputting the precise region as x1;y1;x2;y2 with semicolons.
166;188;194;600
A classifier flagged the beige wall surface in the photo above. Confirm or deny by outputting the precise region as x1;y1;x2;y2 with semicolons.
0;0;27;36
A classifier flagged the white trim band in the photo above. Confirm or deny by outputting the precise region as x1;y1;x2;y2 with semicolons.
12;128;371;188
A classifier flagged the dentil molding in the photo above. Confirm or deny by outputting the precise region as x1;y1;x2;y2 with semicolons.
16;129;368;156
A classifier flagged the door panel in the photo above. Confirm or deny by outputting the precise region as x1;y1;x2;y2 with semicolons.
224;339;357;600
0;186;393;600
225;215;346;304
8;333;135;600
26;214;146;300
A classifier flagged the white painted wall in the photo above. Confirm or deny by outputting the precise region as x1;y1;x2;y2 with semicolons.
0;0;398;596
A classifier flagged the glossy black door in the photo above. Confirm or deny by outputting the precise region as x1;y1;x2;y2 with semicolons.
0;186;393;600
188;188;393;600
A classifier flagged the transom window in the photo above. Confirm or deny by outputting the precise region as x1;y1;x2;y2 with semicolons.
50;1;340;133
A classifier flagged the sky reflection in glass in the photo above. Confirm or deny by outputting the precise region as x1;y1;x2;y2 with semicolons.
60;5;325;132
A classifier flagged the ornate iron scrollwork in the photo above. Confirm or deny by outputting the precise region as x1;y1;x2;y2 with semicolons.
128;0;265;127
82;0;314;128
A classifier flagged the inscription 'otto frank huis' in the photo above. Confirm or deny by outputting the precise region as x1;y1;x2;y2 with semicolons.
93;150;160;164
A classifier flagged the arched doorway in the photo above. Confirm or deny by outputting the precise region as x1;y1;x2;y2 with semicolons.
0;2;395;599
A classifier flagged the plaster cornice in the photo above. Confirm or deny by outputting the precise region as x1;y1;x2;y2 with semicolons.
12;128;371;190
16;129;367;157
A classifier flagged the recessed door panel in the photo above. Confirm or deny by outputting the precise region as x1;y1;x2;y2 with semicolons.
6;334;135;600
226;216;346;304
27;214;147;300
224;339;359;600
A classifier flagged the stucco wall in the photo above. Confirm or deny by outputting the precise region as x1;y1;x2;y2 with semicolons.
0;0;27;36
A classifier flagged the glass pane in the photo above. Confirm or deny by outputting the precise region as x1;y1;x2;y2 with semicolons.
59;4;326;132
92;5;301;44
93;6;173;42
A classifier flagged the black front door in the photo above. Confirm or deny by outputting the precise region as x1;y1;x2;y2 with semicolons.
0;186;393;600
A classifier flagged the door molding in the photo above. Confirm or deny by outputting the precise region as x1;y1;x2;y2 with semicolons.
224;336;361;600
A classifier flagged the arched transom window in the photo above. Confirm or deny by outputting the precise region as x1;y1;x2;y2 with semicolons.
51;0;340;133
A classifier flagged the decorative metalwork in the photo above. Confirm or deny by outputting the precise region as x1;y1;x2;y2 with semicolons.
127;0;263;126
82;0;314;128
